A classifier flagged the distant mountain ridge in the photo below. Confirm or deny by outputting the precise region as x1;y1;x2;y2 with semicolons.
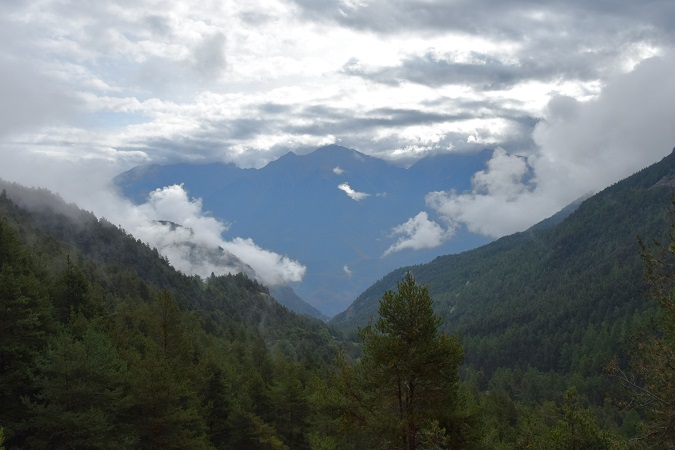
115;145;492;316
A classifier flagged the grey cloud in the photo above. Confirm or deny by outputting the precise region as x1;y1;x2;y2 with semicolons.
134;33;228;93
118;95;538;168
344;53;527;90
425;51;675;239
239;10;277;26
344;45;620;90
293;104;482;134
258;103;294;115
144;14;173;37
301;0;674;96
192;33;227;81
0;57;82;137
292;0;675;41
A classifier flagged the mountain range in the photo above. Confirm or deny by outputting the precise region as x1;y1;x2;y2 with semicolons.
114;145;492;317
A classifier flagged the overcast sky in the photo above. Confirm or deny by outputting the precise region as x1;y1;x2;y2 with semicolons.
2;0;675;286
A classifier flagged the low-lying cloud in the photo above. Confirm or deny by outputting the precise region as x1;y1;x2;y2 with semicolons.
384;211;451;256
131;185;306;285
422;52;675;239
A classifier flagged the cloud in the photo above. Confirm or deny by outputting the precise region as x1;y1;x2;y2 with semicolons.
338;182;370;201
220;237;306;284
425;52;675;238
291;0;675;43
137;184;226;238
191;32;227;81
333;166;345;175
0;57;83;138
131;185;306;285
384;211;451;256
1;0;672;175
343;264;352;277
343;49;611;91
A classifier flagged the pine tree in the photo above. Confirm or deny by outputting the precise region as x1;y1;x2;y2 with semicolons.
337;273;464;450
0;220;54;444
24;317;137;448
610;199;675;448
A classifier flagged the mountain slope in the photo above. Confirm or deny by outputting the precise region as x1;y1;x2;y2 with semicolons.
0;180;335;347
332;148;675;383
114;145;491;315
0;182;349;449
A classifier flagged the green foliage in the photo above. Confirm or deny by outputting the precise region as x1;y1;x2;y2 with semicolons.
542;388;618;450
51;256;97;322
333;151;675;415
0;219;54;443
611;200;675;448
0;184;341;449
24;316;136;448
333;273;467;449
478;387;625;449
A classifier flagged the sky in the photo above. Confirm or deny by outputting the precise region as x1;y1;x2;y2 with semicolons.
2;0;675;289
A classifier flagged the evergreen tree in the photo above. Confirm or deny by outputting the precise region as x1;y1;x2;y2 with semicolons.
543;388;616;450
0;220;54;444
51;256;94;322
24;316;137;448
612;200;675;448
337;273;464;450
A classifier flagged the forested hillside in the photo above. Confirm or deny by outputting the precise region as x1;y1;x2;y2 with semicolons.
0;183;342;448
332;149;675;433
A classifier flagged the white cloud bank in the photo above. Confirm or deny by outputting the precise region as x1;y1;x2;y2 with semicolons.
425;148;544;238
131;185;306;285
387;51;675;248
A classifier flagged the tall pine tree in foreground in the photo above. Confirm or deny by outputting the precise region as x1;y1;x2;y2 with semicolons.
335;273;466;450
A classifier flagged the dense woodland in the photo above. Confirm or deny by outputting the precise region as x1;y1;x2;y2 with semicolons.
332;151;675;447
0;148;674;449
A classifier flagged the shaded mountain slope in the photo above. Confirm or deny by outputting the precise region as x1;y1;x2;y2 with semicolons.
0;180;336;350
332;148;675;383
0;183;348;449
